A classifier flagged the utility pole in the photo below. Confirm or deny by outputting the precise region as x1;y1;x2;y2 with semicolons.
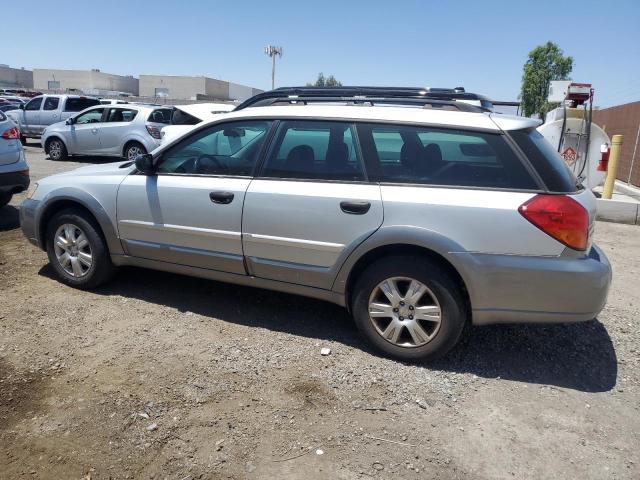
264;45;283;90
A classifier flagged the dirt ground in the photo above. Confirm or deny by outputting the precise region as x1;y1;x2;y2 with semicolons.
1;145;639;479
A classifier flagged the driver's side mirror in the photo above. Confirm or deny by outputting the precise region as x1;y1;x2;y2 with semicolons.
19;104;24;110
65;117;75;125
135;153;156;175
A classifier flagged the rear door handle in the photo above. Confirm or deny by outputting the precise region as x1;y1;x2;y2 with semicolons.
340;201;371;215
209;191;234;204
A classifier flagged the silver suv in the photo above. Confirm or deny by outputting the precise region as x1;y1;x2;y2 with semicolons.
19;87;611;361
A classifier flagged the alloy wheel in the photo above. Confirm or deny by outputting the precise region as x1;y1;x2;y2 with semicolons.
368;276;442;348
49;140;63;160
127;145;143;161
53;223;93;277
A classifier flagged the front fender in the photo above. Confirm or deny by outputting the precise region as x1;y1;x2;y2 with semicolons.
35;187;124;255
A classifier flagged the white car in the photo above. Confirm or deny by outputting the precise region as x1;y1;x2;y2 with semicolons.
160;103;234;144
41;104;173;161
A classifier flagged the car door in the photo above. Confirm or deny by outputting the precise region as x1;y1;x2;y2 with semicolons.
116;119;273;274
99;107;138;154
242;120;384;289
68;107;105;154
40;96;62;130
21;96;42;135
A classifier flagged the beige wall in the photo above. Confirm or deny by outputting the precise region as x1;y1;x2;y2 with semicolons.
139;75;208;99
33;69;138;95
0;65;34;88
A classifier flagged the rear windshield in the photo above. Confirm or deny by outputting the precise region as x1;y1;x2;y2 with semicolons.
64;97;101;112
171;109;200;125
147;108;173;124
509;128;579;192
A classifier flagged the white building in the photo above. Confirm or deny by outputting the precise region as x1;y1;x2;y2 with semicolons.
33;68;139;95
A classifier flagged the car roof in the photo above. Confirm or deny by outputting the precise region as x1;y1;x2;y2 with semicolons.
174;102;235;120
196;105;538;131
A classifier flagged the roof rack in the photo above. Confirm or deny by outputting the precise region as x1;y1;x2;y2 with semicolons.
234;86;494;112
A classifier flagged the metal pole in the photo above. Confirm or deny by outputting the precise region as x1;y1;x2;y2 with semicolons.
603;135;624;199
272;54;276;90
627;121;640;185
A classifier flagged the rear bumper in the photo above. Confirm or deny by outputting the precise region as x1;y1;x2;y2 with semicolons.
0;169;30;195
453;244;612;325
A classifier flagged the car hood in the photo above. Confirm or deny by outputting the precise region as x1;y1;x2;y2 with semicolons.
45;161;135;180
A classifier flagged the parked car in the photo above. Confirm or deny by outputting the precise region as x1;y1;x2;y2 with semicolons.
0;105;21;112
0;96;26;106
5;94;101;144
0;111;29;207
161;103;235;144
41;104;173;161
19;87;611;361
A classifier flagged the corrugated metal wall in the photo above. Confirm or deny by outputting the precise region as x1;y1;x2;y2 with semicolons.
593;101;640;187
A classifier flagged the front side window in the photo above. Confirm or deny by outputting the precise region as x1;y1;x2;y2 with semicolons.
359;123;537;189
74;108;104;124
43;97;60;111
106;108;138;122
24;97;43;111
261;120;365;181
64;97;100;112
157;120;272;176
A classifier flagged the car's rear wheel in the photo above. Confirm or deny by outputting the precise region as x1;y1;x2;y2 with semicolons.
124;142;146;161
0;192;11;208
47;138;67;161
20;135;27;146
46;208;115;289
352;256;467;361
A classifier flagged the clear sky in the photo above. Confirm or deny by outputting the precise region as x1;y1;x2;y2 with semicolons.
4;0;639;107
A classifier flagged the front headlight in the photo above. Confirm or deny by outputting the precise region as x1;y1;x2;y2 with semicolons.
26;182;38;199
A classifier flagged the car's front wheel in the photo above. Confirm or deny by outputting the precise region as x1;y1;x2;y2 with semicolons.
352;256;467;361
46;208;115;289
47;138;67;161
124;142;146;162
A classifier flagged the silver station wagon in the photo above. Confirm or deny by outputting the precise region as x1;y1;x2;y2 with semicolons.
20;87;611;361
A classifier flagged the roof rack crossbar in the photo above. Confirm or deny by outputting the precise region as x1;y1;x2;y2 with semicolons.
235;86;493;111
251;96;486;112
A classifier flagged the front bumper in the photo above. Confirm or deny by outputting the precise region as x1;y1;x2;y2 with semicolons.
454;244;612;325
19;198;40;247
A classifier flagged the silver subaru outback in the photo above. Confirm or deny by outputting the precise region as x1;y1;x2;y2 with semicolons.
19;87;611;361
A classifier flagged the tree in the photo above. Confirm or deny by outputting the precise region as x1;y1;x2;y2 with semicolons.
520;42;573;118
308;72;342;87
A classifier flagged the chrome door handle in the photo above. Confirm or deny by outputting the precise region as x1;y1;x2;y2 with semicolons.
209;191;234;204
340;201;371;215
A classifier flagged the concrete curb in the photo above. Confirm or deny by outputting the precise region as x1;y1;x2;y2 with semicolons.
596;198;640;224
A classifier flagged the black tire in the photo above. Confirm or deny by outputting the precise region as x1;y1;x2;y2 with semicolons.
47;138;67;161
123;142;146;161
352;255;467;362
20;135;27;146
46;208;115;289
0;192;11;208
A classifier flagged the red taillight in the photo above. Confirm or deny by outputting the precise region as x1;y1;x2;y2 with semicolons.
597;144;610;172
518;194;589;251
1;127;20;139
146;125;161;139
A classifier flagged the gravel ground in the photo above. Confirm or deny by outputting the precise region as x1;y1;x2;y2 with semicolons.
1;144;639;479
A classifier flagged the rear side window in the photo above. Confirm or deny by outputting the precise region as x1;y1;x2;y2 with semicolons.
64;97;100;112
43;97;60;111
509;128;579;192
262;120;365;181
148;109;173;124
106;108;138;122
358;123;537;189
172;109;200;125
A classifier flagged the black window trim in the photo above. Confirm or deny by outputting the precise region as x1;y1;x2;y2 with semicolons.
254;118;370;183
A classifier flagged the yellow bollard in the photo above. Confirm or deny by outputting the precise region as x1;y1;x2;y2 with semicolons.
602;135;623;200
